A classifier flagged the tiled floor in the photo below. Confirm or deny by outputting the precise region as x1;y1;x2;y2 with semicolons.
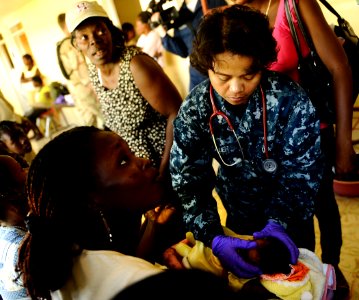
329;195;359;299
342;108;359;299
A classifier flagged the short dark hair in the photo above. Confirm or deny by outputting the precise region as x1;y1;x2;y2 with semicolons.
32;75;43;85
190;5;277;75
122;22;134;32
22;53;33;62
137;11;152;24
0;121;27;144
121;22;135;42
239;237;292;274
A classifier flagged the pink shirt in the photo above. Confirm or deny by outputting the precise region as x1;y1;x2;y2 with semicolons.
269;0;310;83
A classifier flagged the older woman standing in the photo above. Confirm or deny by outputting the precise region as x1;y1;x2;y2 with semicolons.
65;1;182;179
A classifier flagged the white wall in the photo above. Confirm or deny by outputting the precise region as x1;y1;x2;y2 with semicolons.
320;0;359;31
0;0;83;115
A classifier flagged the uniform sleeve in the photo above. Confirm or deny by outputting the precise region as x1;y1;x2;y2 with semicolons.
170;90;224;247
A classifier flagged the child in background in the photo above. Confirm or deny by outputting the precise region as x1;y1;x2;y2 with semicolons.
122;22;138;46
0;89;43;141
0;121;35;165
31;76;55;108
135;11;165;68
0;155;29;299
19;53;42;112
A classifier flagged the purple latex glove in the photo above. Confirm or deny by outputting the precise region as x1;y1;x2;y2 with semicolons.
253;221;299;264
212;235;263;278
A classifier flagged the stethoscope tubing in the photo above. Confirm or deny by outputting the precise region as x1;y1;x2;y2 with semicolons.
209;84;277;173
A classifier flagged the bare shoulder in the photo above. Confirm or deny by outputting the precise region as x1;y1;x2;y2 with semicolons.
130;53;165;78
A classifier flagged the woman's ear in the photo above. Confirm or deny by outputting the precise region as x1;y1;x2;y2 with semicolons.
73;41;80;51
70;35;79;50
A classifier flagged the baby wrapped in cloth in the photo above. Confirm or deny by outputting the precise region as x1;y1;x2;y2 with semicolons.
168;229;335;300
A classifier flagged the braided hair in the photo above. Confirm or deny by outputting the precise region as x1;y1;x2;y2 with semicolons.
17;126;111;299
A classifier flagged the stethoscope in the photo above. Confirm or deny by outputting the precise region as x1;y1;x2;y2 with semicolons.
209;84;278;173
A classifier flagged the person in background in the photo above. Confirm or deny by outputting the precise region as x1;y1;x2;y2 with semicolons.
19;55;45;140
20;54;42;95
0;142;29;170
0;155;29;299
32;76;55;109
20;75;57;140
135;11;165;68
65;1;183;185
170;3;323;285
151;0;227;91
17;126;183;299
20;54;41;85
0;89;39;139
57;13;104;128
0;121;35;165
122;22;138;46
0;90;22;123
19;54;42;115
226;0;352;296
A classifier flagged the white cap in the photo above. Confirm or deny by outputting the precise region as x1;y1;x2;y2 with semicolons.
65;1;108;32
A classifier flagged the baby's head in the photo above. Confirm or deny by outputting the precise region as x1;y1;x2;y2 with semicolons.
241;237;292;275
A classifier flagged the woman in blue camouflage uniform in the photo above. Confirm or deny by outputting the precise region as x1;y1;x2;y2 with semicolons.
170;5;324;279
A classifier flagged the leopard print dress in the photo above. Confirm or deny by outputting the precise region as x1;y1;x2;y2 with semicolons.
88;46;166;167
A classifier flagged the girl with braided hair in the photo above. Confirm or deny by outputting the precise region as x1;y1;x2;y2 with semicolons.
17;126;181;300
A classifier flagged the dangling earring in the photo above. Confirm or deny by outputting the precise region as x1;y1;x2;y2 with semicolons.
100;210;113;243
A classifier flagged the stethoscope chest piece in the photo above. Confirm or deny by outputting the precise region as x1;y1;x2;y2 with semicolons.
209;84;278;171
262;158;278;174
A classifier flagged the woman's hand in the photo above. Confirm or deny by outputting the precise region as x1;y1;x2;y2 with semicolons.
145;205;176;225
212;235;262;278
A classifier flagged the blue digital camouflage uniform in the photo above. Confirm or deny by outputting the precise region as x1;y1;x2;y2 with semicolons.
170;71;324;247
